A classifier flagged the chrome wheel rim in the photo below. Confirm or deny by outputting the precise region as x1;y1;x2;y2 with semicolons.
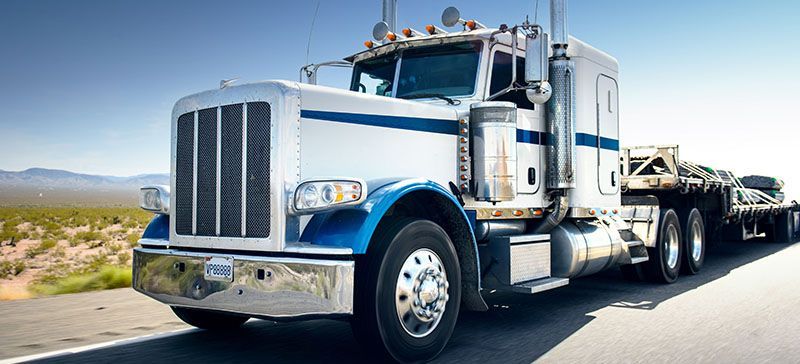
690;220;703;262
665;224;680;269
395;248;449;338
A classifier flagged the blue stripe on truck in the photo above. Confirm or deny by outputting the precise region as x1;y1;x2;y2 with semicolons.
300;109;460;135
300;109;619;150
575;132;620;151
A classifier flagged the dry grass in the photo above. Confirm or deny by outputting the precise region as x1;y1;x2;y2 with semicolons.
0;206;152;299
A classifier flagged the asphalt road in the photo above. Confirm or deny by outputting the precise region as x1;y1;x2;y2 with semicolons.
2;238;799;363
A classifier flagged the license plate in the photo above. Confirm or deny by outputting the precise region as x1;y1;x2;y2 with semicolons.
204;256;234;282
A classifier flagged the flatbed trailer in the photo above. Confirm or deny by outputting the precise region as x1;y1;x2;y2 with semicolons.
621;145;798;243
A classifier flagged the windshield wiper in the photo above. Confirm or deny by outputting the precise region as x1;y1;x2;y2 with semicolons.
398;93;460;105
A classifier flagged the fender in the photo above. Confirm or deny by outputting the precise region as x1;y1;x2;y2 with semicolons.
142;213;169;240
300;178;488;311
300;178;473;253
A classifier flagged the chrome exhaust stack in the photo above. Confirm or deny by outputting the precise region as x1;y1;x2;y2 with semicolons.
536;0;575;233
382;0;397;34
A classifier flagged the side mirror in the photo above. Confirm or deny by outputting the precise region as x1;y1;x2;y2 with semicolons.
441;7;463;27
524;26;552;104
373;21;390;41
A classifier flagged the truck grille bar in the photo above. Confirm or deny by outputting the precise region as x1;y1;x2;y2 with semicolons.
174;102;271;238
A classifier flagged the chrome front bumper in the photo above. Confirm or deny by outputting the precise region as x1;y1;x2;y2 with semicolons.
132;248;354;319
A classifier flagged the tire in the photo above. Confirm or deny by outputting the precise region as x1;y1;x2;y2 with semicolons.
643;209;682;283
770;211;794;243
351;218;461;363
678;208;705;275
171;307;249;330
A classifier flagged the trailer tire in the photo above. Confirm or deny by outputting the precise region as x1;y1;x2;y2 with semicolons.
351;218;461;363
679;208;705;275
643;209;682;283
170;307;249;330
769;211;794;243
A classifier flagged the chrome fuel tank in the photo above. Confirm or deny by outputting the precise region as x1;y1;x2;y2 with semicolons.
470;101;517;202
550;219;625;278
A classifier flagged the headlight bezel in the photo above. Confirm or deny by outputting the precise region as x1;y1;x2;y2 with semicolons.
290;178;367;215
139;185;170;215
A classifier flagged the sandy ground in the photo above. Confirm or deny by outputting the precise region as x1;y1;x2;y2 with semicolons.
0;221;141;300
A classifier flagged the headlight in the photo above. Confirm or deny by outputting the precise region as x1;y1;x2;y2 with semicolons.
139;185;170;215
292;179;366;214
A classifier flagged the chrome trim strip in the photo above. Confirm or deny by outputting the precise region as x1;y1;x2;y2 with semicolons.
138;238;169;246
283;242;354;255
132;248;354;318
192;111;198;235
241;102;248;237
216;106;222;236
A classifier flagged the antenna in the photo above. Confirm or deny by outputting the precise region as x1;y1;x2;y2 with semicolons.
305;0;321;66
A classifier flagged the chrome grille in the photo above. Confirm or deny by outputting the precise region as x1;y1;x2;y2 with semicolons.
220;104;243;237
175;112;194;235
245;102;271;238
196;108;217;236
174;102;271;238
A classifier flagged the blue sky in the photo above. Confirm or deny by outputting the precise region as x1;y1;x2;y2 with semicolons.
1;0;799;194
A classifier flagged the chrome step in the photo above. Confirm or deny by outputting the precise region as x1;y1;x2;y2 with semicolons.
626;240;644;248
630;256;649;264
511;277;569;294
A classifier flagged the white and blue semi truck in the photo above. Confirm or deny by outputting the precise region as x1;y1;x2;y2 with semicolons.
133;1;797;362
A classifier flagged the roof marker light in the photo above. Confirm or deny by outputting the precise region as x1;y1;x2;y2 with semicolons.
425;24;447;35
465;19;486;30
402;28;425;37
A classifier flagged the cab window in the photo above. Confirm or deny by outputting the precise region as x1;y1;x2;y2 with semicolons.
350;54;397;96
489;51;536;110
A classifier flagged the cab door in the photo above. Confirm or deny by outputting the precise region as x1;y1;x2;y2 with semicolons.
486;48;542;195
596;74;619;195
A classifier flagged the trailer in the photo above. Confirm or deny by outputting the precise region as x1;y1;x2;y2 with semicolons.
618;145;797;281
130;1;797;362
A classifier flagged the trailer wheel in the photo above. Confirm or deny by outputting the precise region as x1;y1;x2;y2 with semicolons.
679;208;705;275
170;307;249;330
769;211;794;243
643;209;682;283
351;218;461;363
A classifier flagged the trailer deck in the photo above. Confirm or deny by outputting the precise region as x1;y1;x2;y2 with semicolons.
621;145;796;221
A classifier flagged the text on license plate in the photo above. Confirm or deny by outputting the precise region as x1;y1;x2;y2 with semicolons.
204;256;234;282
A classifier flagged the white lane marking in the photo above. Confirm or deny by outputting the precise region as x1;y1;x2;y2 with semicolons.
0;328;195;364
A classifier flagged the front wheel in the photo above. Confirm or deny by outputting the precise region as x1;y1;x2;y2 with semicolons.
351;218;461;363
171;307;249;330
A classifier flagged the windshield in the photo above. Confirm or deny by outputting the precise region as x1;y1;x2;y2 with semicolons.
350;41;482;99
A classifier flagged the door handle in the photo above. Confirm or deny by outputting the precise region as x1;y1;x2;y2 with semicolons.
611;171;617;187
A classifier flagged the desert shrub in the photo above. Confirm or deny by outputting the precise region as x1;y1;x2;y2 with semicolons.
0;260;26;279
117;251;132;265
107;243;123;254
74;230;106;244
51;245;66;258
31;265;131;296
25;239;57;258
125;233;140;248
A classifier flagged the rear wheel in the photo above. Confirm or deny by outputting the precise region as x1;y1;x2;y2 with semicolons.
679;208;705;275
768;211;794;243
351;218;461;363
643;209;682;283
171;307;249;330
